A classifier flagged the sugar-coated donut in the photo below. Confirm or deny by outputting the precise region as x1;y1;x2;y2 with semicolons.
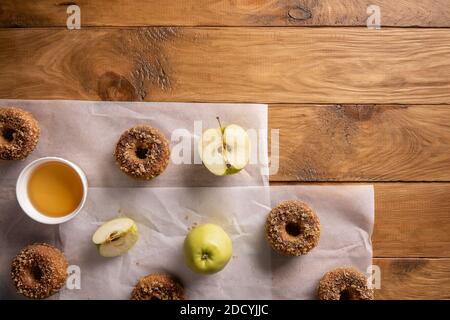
114;125;170;180
318;267;374;300
131;273;185;300
265;200;320;256
11;243;68;299
0;107;40;160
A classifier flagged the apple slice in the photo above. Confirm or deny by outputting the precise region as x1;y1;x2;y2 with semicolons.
92;217;139;257
198;119;250;176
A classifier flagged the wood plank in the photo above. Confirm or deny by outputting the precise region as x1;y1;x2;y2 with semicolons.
374;258;450;299
271;183;450;258
1;27;450;104
1;0;450;27
373;183;450;258
269;105;450;182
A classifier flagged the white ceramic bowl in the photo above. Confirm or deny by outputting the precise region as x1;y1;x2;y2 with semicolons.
16;157;88;224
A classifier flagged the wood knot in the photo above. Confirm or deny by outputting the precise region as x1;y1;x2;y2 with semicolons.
288;7;312;21
98;72;138;101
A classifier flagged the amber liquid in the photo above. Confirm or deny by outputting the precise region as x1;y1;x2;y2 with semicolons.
27;161;84;217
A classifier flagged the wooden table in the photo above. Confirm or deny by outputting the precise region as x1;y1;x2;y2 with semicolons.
0;1;449;299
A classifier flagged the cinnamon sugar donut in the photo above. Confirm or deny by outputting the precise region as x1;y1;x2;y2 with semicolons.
131;273;185;300
114;125;170;180
11;243;68;299
265;200;320;256
0;107;40;160
318;267;374;300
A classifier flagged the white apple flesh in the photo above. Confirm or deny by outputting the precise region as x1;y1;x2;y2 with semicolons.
199;121;250;176
183;224;233;274
92;217;139;258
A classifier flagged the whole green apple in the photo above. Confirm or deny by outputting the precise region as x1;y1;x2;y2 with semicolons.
183;224;233;274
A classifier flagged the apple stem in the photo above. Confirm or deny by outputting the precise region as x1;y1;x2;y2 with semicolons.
216;116;223;131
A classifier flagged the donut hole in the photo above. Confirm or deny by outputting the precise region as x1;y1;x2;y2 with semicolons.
1;127;16;143
150;295;161;300
285;222;302;237
30;264;44;281
339;289;357;300
135;147;149;159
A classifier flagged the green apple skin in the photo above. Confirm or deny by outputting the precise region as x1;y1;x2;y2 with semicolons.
184;224;233;275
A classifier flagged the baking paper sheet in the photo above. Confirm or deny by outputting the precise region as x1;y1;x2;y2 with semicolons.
0;184;373;300
58;187;273;300
0;100;269;187
269;185;374;299
0;100;373;300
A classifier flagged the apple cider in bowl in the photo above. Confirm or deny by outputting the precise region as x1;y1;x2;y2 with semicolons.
17;157;88;224
27;161;84;217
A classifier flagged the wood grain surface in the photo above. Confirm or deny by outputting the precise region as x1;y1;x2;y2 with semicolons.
274;183;450;259
270;105;450;182
373;183;449;258
1;28;450;104
374;258;450;299
1;0;450;27
1;2;449;300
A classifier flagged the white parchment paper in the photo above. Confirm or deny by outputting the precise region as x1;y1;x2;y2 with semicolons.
0;100;373;300
269;185;374;299
0;100;269;187
58;185;373;300
0;185;373;300
58;187;272;300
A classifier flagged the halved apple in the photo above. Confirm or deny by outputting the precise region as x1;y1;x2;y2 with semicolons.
198;119;250;176
92;217;139;257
